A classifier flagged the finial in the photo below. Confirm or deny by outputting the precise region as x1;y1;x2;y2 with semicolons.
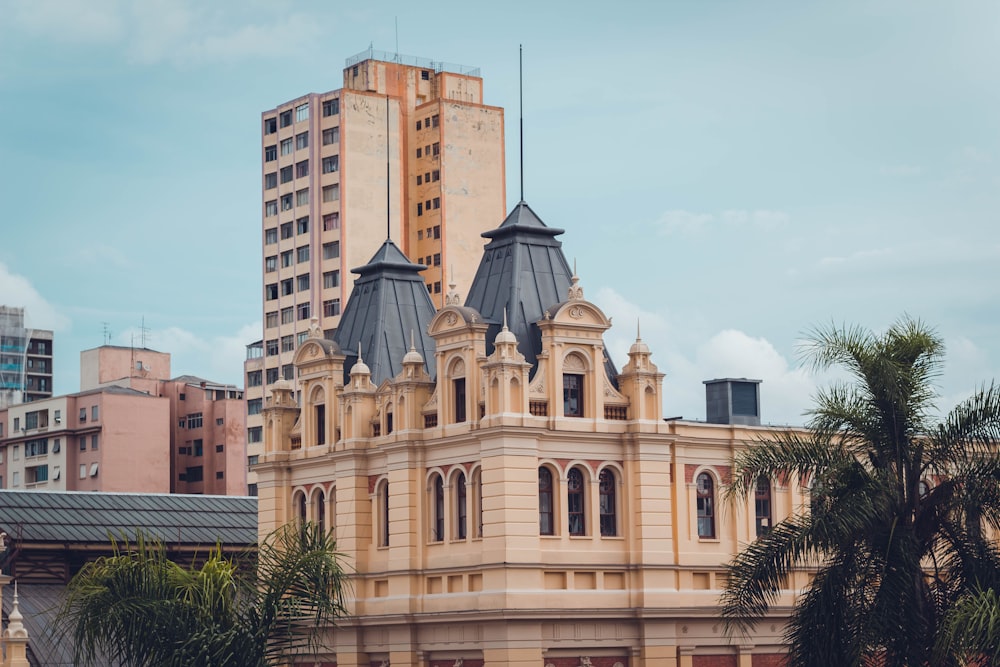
358;342;363;362
573;257;577;277
502;307;509;330
7;580;27;638
567;272;584;301
410;329;415;350
637;318;641;340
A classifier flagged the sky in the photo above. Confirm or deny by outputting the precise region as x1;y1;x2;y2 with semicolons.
1;0;998;426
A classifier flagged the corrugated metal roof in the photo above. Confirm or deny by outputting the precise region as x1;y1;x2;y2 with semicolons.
2;584;85;666
334;239;437;386
0;490;257;546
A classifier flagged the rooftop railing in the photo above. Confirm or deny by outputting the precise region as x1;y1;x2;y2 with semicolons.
345;47;481;77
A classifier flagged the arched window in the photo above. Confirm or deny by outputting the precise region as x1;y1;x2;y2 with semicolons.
456;472;467;539
379;481;390;547
563;374;583;417
755;476;772;537
599;468;617;537
473;469;483;538
315;489;326;533
295;491;307;524
567;467;586;536
432;474;445;542
539;467;554;535
696;472;715;539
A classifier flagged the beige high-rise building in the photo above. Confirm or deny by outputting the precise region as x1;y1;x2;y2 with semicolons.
245;48;506;495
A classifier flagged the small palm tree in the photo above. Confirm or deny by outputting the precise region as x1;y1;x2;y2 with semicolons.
61;522;348;667
721;317;1000;667
934;587;1000;666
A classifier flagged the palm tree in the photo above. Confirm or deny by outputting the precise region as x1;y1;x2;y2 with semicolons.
721;317;1000;667
934;587;1000;666
60;522;348;667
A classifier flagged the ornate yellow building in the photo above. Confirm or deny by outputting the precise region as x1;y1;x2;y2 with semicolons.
257;201;805;667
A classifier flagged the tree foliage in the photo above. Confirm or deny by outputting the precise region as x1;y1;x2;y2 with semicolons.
721;317;1000;667
60;522;348;667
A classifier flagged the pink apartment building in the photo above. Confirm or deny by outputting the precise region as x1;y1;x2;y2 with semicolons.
0;345;247;495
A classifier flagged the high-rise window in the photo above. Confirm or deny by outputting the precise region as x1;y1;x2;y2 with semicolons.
265;228;277;244
296;189;309;207
265;368;279;384
323;271;339;289
265;283;278;301
247;399;262;415
280;138;293;155
297;217;309;234
322;156;339;173
297;274;309;291
264;145;277;161
282;364;294;380
322;127;339;145
265;311;278;328
280;250;292;267
323;241;340;259
280;307;293;324
296;160;309;178
265;201;278;217
281;278;293;296
297;246;310;263
295;103;309;122
265;256;277;272
264;117;277;134
323;213;339;231
297;303;311;320
295;132;308;149
323;299;341;317
247;370;262;387
280;194;293;211
280;165;293;183
279;110;292;128
247;427;262;443
264;173;277;189
322;99;339;116
322;184;339;202
281;335;294;353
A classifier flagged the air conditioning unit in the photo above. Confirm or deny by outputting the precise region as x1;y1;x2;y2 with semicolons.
54;417;61;423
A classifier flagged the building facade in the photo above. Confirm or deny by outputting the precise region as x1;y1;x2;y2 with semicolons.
0;346;246;495
247;48;507;495
0;306;53;408
256;202;799;666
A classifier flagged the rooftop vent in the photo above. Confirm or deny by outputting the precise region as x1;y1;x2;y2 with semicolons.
704;378;762;426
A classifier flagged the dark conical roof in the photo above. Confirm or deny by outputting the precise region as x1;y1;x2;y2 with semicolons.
333;239;437;386
464;201;573;371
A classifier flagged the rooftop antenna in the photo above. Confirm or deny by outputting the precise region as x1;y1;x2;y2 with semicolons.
139;316;150;348
386;90;391;240
519;44;524;203
102;322;111;345
394;17;400;62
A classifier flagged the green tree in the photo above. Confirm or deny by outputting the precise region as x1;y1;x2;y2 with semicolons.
60;522;348;667
721;317;1000;667
934;586;1000;666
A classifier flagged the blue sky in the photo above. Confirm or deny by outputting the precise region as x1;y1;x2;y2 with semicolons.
1;0;997;425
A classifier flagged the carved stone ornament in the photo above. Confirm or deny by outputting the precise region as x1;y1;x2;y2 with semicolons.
568;305;585;319
445;282;461;306
579;658;593;667
445;312;458;326
308;345;319;358
530;378;545;394
567;274;584;300
453;659;464;667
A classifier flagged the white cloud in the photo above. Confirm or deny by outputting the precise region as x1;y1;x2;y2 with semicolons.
1;0;323;66
0;262;71;331
116;321;260;386
655;210;714;234
818;247;894;268
594;287;814;425
721;209;790;230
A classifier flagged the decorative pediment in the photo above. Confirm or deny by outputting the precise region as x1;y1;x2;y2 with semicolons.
547;299;612;328
292;337;343;366
429;305;485;335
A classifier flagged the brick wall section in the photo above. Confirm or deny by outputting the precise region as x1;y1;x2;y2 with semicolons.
692;656;737;667
752;655;788;667
685;464;732;484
